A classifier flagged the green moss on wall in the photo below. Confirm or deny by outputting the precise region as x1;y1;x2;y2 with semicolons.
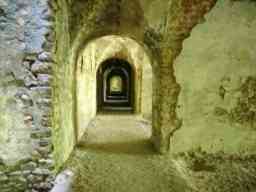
53;0;75;170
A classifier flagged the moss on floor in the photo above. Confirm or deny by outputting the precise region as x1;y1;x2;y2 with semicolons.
178;149;256;192
65;115;193;192
65;115;256;192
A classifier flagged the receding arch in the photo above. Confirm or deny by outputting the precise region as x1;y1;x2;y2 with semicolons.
52;0;218;170
75;35;153;140
97;58;135;112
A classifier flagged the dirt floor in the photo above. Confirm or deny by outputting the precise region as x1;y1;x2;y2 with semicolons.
66;115;256;192
178;150;256;192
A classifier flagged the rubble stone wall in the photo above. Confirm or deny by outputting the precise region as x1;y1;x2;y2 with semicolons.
0;0;55;191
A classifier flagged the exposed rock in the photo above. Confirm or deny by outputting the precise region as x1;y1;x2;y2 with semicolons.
31;128;52;139
33;168;51;176
31;61;52;74
37;74;52;86
30;87;52;98
38;159;54;170
20;94;33;106
38;52;53;62
21;162;37;171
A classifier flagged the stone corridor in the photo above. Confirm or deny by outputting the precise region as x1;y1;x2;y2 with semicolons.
1;0;256;191
66;115;193;192
56;115;256;192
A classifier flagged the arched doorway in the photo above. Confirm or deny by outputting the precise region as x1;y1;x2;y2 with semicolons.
97;58;134;112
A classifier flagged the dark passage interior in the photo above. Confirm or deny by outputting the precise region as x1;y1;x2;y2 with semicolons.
97;58;134;112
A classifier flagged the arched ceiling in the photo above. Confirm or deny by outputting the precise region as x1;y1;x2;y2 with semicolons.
77;35;152;74
52;0;218;154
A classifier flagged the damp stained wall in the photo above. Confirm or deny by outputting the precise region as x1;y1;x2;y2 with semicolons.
53;0;75;169
172;0;256;154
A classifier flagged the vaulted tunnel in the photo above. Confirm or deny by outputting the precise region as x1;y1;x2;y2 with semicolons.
53;0;218;171
97;58;135;113
3;0;256;191
75;35;153;143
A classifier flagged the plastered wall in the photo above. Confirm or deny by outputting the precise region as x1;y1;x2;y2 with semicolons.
172;0;256;154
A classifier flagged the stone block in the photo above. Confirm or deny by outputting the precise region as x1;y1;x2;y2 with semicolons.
31;61;52;74
30;87;52;98
38;52;53;62
37;74;52;86
32;168;51;176
31;128;52;139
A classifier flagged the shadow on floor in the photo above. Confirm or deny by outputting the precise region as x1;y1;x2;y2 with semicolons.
77;139;155;155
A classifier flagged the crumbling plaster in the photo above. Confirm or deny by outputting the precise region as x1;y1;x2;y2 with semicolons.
173;0;256;154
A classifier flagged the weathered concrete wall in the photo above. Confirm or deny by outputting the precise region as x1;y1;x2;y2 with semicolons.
0;0;54;191
173;0;256;154
76;35;152;140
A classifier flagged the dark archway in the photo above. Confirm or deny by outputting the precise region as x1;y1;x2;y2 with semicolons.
97;58;135;112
